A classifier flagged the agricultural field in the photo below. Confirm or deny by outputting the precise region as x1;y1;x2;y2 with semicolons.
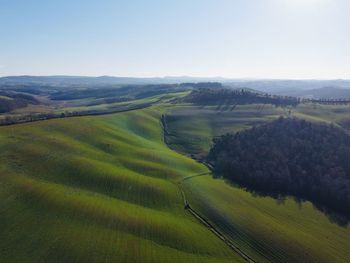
165;101;350;263
182;175;350;263
0;106;244;263
3;0;350;260
164;104;289;158
165;102;350;158
1;91;350;263
0;82;191;125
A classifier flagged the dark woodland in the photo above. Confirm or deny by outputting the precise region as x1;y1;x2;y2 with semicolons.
184;88;300;107
208;117;350;226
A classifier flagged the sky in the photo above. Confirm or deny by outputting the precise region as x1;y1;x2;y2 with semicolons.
0;0;349;79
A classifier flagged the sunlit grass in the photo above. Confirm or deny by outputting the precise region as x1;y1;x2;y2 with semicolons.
183;175;350;263
167;102;350;263
0;107;242;263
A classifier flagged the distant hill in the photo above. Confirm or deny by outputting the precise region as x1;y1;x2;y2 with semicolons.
0;91;39;113
2;76;350;100
184;88;300;107
2;76;350;90
275;87;350;99
0;75;227;87
226;79;350;93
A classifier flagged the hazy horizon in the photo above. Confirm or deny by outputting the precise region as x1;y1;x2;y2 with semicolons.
1;74;350;81
1;0;350;79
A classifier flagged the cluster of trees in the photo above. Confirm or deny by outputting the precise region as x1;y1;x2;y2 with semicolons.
0;112;59;125
184;88;300;107
208;117;350;225
303;98;350;105
180;82;223;89
0;92;39;113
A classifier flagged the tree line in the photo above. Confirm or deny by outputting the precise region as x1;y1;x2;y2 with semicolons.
184;88;300;107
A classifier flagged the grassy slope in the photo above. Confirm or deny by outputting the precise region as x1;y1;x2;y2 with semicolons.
166;103;350;157
293;103;350;129
166;103;350;263
0;106;244;263
183;176;350;263
165;104;287;157
0;91;184;124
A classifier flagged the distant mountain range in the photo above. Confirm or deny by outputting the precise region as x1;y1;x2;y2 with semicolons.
1;75;349;87
1;76;350;99
0;75;227;86
225;79;350;93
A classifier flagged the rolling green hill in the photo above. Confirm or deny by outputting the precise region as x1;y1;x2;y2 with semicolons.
0;106;244;263
182;175;350;263
165;104;288;158
165;101;350;263
2;95;350;263
165;102;350;159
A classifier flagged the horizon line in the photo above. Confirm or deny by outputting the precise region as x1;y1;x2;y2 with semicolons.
1;74;350;81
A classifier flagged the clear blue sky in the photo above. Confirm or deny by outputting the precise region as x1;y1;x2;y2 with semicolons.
1;0;349;79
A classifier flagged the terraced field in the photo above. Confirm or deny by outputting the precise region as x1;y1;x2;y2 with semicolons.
0;106;244;263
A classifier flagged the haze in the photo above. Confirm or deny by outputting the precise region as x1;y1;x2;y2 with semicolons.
1;0;349;79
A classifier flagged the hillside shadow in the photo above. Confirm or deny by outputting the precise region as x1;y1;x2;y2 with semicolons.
216;176;350;228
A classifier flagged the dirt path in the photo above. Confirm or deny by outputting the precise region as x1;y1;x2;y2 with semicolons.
178;174;258;263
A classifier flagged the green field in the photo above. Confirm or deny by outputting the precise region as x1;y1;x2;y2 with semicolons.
165;104;289;158
165;102;350;263
1;98;350;262
182;175;350;263
165;102;350;158
0;106;244;263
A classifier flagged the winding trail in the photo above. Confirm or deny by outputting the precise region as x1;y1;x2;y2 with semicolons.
177;174;258;263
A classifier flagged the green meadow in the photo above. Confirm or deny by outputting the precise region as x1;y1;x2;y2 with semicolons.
165;102;350;158
165;104;288;158
0;106;244;263
165;102;350;263
1;98;350;262
182;175;350;263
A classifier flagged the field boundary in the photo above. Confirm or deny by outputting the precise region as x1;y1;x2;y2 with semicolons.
0;101;155;126
161;114;257;263
177;176;258;263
